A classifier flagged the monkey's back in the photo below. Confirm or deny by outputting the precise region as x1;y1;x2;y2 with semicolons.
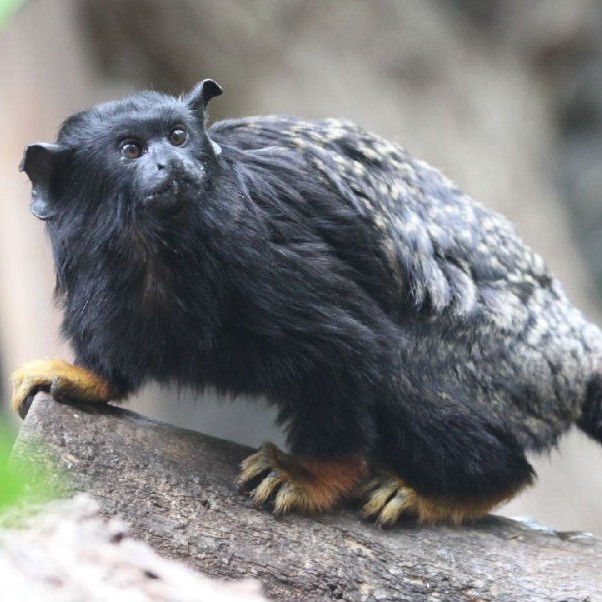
210;116;602;451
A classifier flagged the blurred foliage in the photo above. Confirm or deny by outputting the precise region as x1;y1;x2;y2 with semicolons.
0;0;24;28
0;417;65;526
0;0;25;29
0;420;25;510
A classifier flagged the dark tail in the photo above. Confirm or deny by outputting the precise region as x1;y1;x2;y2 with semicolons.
578;374;602;444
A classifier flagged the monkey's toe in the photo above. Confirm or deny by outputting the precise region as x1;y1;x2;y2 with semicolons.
361;470;521;526
11;359;115;418
361;473;419;526
238;442;367;515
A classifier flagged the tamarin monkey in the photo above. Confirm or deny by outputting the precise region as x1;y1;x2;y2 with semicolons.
13;79;602;525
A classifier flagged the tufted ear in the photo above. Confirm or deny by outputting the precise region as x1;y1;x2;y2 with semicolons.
185;79;223;113
19;143;70;221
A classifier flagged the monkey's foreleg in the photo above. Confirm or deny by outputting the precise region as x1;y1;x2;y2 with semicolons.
11;359;115;418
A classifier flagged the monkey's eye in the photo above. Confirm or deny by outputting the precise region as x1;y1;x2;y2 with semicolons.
168;127;188;147
119;139;143;159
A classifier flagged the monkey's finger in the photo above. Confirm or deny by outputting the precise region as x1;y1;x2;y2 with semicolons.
12;388;45;419
49;374;112;404
11;375;51;418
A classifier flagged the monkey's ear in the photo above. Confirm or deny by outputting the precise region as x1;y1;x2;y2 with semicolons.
19;143;70;221
185;80;223;156
185;79;223;113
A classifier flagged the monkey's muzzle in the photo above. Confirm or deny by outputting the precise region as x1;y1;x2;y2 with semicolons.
142;178;193;216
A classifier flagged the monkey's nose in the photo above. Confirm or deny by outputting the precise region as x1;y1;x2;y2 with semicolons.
155;156;184;172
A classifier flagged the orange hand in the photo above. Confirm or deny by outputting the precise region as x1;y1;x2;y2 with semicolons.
11;359;115;418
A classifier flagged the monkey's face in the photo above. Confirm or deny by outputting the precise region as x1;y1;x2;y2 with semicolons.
71;106;211;223
111;118;205;217
19;80;223;231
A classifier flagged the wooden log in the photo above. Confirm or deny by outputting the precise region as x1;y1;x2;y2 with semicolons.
0;494;267;601
12;392;602;601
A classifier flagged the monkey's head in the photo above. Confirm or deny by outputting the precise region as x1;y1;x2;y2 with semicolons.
20;79;223;227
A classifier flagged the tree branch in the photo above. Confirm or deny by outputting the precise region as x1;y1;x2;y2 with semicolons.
12;392;602;601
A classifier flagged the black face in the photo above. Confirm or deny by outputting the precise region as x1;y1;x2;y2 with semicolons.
75;106;207;219
20;79;223;226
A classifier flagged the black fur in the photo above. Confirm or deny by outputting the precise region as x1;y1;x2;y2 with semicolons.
20;80;602;499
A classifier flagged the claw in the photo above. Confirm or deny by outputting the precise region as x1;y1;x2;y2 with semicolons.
360;469;516;525
15;393;38;420
251;469;284;507
238;443;367;515
361;473;416;526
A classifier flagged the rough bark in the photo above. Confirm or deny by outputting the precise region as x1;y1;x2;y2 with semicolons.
11;393;602;601
0;494;266;601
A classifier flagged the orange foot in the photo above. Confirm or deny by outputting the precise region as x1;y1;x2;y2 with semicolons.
361;470;528;526
237;442;367;515
11;359;115;419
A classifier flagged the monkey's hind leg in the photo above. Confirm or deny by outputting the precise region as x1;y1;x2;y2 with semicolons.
238;442;368;515
360;469;531;526
11;359;115;419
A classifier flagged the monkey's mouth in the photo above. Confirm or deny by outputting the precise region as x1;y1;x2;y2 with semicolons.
142;178;193;216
